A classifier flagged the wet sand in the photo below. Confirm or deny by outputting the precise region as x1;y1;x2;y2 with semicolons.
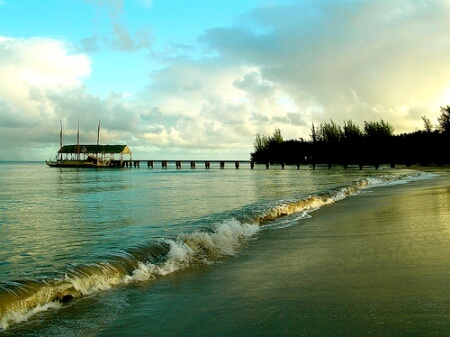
3;169;448;337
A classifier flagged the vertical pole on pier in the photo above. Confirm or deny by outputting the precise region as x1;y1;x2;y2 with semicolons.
162;161;167;169
266;162;270;169
148;161;153;168
205;161;210;169
176;161;182;169
235;161;239;169
220;161;225;169
190;161;196;169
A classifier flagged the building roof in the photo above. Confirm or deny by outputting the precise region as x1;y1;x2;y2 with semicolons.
59;145;131;154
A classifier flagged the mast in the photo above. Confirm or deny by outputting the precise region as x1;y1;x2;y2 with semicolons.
97;120;101;145
96;120;100;164
77;121;80;160
59;120;63;161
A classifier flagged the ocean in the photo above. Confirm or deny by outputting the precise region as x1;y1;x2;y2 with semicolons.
0;162;448;336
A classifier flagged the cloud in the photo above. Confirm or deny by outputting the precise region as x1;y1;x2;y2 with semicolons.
81;0;153;52
0;37;141;159
134;55;312;152
201;1;450;133
0;37;91;127
0;35;256;161
119;0;450;156
134;60;255;149
1;1;449;160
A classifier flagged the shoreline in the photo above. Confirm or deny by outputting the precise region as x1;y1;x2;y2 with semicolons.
92;168;449;336
1;168;448;336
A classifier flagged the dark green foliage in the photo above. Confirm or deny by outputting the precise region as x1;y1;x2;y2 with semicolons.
316;120;343;144
253;133;268;152
438;105;450;134
363;119;394;138
253;128;284;152
343;120;363;141
251;113;449;166
421;116;433;133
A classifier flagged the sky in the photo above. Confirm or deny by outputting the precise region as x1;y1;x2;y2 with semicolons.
0;0;449;161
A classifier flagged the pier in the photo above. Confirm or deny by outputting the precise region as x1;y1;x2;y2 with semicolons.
121;160;407;170
124;160;255;169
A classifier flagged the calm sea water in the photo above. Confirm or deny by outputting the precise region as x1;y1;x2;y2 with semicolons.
0;161;434;333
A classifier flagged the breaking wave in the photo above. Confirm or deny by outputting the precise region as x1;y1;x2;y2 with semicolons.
0;170;434;330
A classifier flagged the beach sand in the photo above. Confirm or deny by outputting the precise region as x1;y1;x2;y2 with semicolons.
3;169;448;337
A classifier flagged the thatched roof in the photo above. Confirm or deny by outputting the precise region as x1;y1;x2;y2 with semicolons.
59;145;131;154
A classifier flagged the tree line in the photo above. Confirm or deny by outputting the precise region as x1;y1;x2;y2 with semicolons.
251;105;450;167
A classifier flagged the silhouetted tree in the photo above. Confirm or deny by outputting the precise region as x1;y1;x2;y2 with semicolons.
364;119;394;138
438;105;450;134
270;128;284;144
318;120;343;144
253;133;269;152
310;123;318;143
421;116;433;133
343;120;363;140
252;129;285;164
251;112;448;166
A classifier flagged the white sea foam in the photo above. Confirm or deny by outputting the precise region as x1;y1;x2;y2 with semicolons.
0;302;61;330
126;219;260;280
